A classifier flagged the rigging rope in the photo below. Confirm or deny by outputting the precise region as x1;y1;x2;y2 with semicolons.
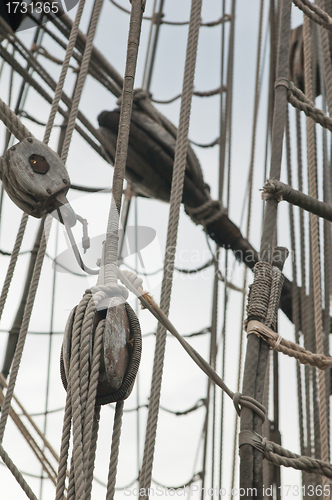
138;1;203;496
303;14;329;484
0;2;103;498
231;0;263;493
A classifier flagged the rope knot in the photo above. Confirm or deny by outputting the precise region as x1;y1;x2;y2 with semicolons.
261;179;284;202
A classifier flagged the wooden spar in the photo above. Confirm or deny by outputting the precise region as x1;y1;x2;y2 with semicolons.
98;108;295;324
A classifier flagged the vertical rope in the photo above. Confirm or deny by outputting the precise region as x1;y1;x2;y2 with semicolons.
295;83;316;494
230;0;264;495
104;0;145;285
60;0;104;164
139;1;202;496
303;15;329;493
285;109;305;453
0;213;28;322
43;0;87;144
317;1;332;463
106;401;124;500
219;0;236;202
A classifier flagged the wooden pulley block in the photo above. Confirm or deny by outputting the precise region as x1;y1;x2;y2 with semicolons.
1;137;72;219
97;297;131;396
60;296;141;405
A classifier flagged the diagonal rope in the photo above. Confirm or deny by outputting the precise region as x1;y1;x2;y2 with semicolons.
0;445;38;500
138;1;203;496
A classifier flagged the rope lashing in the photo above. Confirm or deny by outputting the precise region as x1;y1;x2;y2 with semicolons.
60;284;141;405
185;199;227;228
246;261;273;324
239;429;332;479
246;257;285;331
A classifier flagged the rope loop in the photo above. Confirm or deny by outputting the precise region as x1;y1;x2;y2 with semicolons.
89;282;129;305
233;391;241;416
232;392;267;422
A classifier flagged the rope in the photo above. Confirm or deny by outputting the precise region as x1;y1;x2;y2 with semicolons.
286;80;332;131
0;445;38;500
317;6;332;461
0;216;52;446
60;0;104;164
262;178;332;221
0;97;32;141
139;1;203;496
239;430;332;479
285;108;305;461
0;213;28;322
185;199;226;227
152;86;225;104
106;401;124;500
303;14;329;478
43;0;87;144
230;0;264;491
247;320;332;370
0;2;102;495
117;269;267;422
104;0;145;285
109;0;229;27
293;0;332;32
239;0;291;495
